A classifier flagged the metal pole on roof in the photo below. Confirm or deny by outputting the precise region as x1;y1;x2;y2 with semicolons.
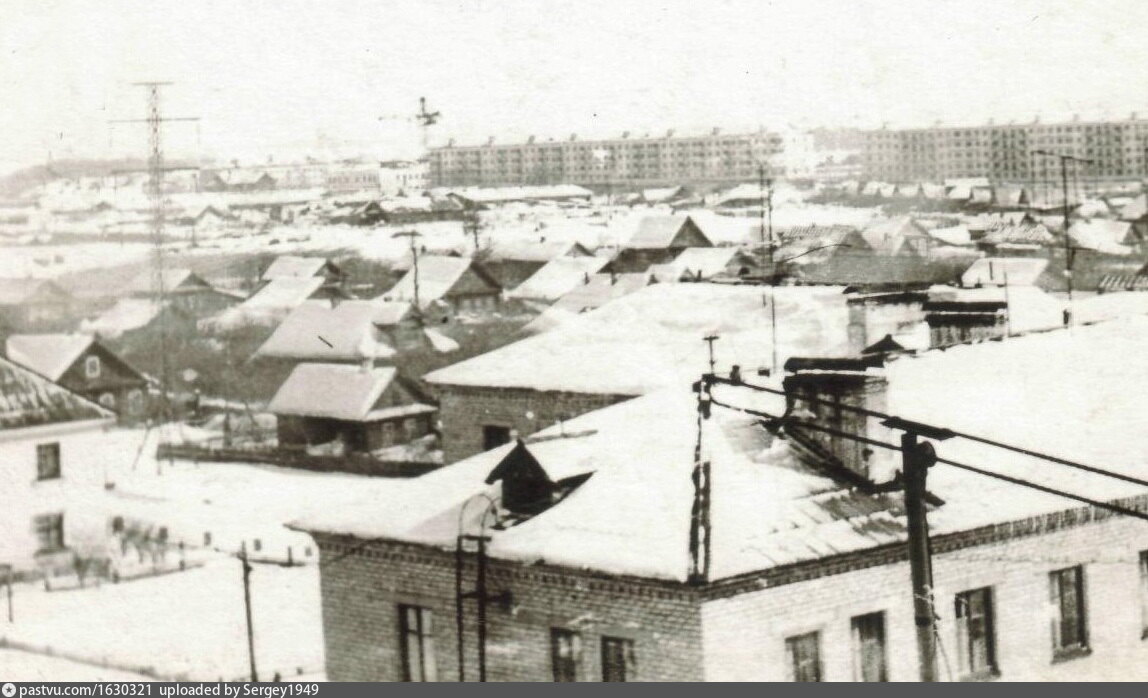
1035;150;1093;326
239;542;258;682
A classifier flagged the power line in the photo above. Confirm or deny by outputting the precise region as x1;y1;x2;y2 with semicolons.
709;375;1148;490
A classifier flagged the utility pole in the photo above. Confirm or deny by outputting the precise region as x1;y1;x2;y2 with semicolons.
240;543;258;682
393;230;423;312
1035;150;1093;326
702;333;719;374
885;418;951;682
464;213;482;252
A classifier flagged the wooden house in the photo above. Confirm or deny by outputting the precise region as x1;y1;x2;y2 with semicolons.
611;215;713;272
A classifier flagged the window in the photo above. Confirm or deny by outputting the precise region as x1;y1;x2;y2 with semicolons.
398;605;437;682
33;513;64;552
1050;566;1088;657
482;425;512;451
98;392;116;409
956;588;997;677
85;355;101;378
551;628;581;682
600;636;634;682
36;443;61;480
1140;551;1148;638
785;631;822;682
127;389;144;415
851;612;888;682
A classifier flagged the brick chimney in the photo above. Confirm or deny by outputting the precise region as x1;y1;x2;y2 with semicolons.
782;355;894;483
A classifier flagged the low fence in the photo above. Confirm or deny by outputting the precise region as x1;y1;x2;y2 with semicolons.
156;442;441;478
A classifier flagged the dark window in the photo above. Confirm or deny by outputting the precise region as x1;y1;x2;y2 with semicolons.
33;513;64;552
36;443;61;480
482;425;512;451
600;636;635;682
956;587;997;677
398;604;437;682
786;631;822;682
1050;566;1088;656
851;612;887;681
1140;551;1148;638
551;628;581;682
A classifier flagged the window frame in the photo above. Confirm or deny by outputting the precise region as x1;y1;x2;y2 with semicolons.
1049;566;1089;660
482;424;512;451
955;587;998;679
33;512;65;553
850;611;888;682
397;604;437;682
600;635;635;682
36;443;61;481
550;627;581;682
84;355;101;379
785;630;822;682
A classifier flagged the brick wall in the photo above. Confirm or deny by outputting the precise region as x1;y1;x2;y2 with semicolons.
701;510;1148;681
433;384;634;463
316;535;704;682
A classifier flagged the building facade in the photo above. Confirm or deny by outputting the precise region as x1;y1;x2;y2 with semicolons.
861;114;1148;183
428;129;785;188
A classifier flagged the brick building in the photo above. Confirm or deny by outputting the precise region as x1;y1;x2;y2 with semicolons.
425;283;853;463
297;314;1148;681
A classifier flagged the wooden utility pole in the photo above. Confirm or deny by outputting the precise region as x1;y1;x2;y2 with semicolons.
393;230;423;311
1035;150;1093;326
240;543;258;682
901;431;938;682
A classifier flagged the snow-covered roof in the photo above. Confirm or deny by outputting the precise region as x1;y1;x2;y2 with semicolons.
927;285;1065;334
1119;194;1147;221
5;333;95;380
670;247;749;280
447;185;593;204
81;299;165;339
242;276;327;311
0;354;113;430
123;268;209;296
927;224;972;246
296;314;1148;582
980;223;1053;246
486;239;590;264
506;256;612;301
522;272;655;334
261;256;334;280
384;256;500;308
641;186;684;203
269;363;430;421
0;278;69;305
625;215;709;250
961;257;1050;287
427;283;851;395
254;300;398;362
1069;219;1135;255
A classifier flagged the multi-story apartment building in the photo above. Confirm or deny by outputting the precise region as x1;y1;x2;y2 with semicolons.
427;129;785;188
861;114;1148;183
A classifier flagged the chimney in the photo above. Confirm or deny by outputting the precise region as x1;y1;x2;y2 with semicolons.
782;355;893;483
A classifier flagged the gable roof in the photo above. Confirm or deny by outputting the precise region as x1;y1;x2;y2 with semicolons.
261;255;338;280
625;216;712;250
670;247;753;280
81;298;167;339
0;354;113;430
427;283;851;395
123;268;213;296
242;276;328;310
5;333;96;380
385;256;501;308
1069;219;1136;254
961;257;1050;287
268;363;431;421
506;256;612;302
0;278;71;305
254;300;398;362
486;240;592;264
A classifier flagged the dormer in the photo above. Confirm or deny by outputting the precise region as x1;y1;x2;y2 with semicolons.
484;440;593;520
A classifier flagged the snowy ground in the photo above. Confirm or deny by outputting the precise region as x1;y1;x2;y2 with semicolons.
0;559;322;681
0;649;154;682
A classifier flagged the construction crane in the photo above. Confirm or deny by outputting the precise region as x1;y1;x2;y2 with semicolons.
378;97;441;151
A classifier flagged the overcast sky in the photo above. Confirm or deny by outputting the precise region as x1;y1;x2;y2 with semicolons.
3;0;1148;172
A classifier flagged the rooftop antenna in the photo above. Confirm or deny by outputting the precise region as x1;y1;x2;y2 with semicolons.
109;82;199;437
416;97;441;151
702;333;720;374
